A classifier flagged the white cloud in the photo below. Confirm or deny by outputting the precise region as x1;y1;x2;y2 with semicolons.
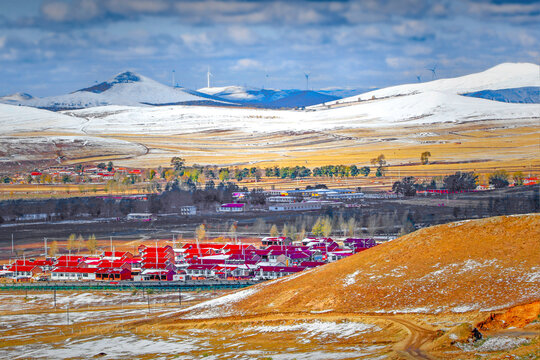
393;20;429;38
227;26;256;45
231;58;262;71
41;2;70;22
0;36;6;49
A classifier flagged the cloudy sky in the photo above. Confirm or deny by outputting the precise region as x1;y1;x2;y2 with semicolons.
0;0;538;97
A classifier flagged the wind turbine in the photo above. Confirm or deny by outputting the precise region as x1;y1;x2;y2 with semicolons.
304;72;310;91
172;69;175;87
206;67;213;88
426;64;437;80
416;74;422;83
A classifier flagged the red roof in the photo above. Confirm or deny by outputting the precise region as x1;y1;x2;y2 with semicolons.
8;265;38;272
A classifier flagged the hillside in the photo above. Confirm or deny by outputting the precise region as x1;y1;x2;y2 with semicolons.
198;86;339;108
313;62;540;108
463;86;540;104
182;214;540;319
2;72;228;110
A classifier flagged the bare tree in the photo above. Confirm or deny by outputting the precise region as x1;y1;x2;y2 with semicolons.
270;224;279;237
347;217;356;237
67;234;76;252
49;241;58;257
87;234;97;254
196;224;206;242
76;234;84;253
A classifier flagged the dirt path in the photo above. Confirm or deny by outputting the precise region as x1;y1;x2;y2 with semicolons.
388;317;438;360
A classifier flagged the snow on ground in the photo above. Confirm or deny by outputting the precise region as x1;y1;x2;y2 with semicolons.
457;336;530;352
174;286;260;319
244;320;380;339
65;90;540;136
315;62;540;107
343;270;360;286
1;334;200;360
0;104;81;134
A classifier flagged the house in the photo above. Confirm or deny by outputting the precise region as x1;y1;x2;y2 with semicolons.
95;268;131;281
327;251;353;262
218;203;245;212
51;267;98;281
179;206;197;216
269;201;323;212
261;237;293;247
276;251;311;266
186;264;216;279
7;264;40;279
343;238;376;252
136;269;175;281
258;266;306;280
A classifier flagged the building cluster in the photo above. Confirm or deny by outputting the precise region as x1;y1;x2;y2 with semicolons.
218;188;365;213
0;237;377;282
11;165;144;184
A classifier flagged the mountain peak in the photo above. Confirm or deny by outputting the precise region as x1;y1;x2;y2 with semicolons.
110;71;142;84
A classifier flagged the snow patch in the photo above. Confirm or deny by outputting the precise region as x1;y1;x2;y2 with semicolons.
244;320;379;339
343;270;360;286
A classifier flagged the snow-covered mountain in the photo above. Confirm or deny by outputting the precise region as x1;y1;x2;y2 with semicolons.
0;92;34;105
197;86;339;108
312;62;540;108
0;103;81;134
1;71;229;111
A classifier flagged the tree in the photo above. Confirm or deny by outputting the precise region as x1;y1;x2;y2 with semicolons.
347;217;356;237
489;170;509;188
229;223;237;242
67;233;76;252
171;157;185;172
392;176;417;196
371;154;387;177
196;224;206;242
270;224;279;237
87;234;97;254
49;240;58;257
359;166;371;177
311;217;324;237
420;151;431;165
107;161;114;172
281;224;289;237
513;171;524;186
76;234;85;253
443;172;478;192
254;218;266;236
322;217;332;237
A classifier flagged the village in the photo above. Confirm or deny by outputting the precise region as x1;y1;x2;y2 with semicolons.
0;236;377;283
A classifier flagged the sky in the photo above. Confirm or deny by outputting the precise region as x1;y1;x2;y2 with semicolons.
0;0;538;97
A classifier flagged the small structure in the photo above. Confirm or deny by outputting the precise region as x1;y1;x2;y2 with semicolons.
179;206;196;216
218;203;245;212
261;236;293;247
51;267;97;281
126;213;155;221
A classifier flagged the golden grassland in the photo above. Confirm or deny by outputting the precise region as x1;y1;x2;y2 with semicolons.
104;121;540;172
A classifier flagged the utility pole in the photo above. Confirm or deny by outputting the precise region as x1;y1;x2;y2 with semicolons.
54;288;56;309
11;234;14;254
44;237;47;258
178;287;182;306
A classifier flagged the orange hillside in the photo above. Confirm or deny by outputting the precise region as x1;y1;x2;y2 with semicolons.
185;214;540;319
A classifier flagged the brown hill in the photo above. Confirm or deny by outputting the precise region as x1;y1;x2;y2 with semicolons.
184;214;540;319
